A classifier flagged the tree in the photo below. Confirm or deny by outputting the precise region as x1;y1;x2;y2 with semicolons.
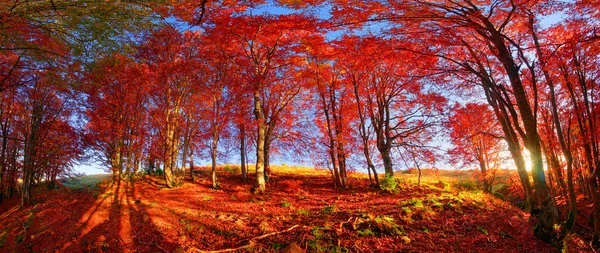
140;27;201;188
340;36;444;179
446;103;504;192
222;14;316;193
84;54;148;182
326;0;561;240
303;35;355;188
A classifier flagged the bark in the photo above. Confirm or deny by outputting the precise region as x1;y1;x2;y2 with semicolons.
22;102;43;206
477;157;491;193
181;130;189;177
483;19;556;241
189;145;195;181
462;40;534;207
164;121;176;188
0;108;10;201
380;148;394;178
319;90;342;188
211;127;219;189
253;90;266;193
240;124;247;182
529;16;577;231
352;79;379;187
333;99;348;188
111;144;122;183
264;140;271;182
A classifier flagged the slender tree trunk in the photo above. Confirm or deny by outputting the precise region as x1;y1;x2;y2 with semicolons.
320;91;341;188
253;90;266;193
336;142;347;188
189;145;195;181
181;132;189;177
164;122;176;188
0;120;9;202
480;18;557;240
352;78;379;187
478;157;490;193
264;140;271;182
240;124;247;182
529;18;577;232
211;127;219;189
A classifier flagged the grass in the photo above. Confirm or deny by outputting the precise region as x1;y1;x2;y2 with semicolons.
281;199;292;208
321;204;337;214
61;174;111;190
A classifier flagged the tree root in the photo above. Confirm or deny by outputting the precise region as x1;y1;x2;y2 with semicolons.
189;224;302;253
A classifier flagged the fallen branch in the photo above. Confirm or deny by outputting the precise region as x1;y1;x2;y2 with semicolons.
338;217;355;232
189;225;302;253
304;195;330;205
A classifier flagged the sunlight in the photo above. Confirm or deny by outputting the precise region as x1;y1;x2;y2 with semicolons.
523;149;532;172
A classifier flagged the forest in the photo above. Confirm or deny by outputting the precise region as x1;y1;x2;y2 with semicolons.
0;0;599;252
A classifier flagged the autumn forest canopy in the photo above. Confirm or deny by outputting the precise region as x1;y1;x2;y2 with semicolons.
1;0;600;250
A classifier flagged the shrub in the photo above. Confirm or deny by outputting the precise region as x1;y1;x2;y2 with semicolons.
223;165;240;174
455;179;478;191
435;180;451;191
357;228;376;236
281;199;292;208
354;215;404;236
321;204;337;214
380;176;398;192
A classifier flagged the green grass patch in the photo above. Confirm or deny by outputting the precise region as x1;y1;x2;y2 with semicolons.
62;174;111;190
321;204;337;214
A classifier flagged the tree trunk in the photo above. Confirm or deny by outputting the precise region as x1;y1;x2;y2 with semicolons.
240;124;247;182
529;17;577;232
352;78;379;187
181;131;189;177
253;90;266;193
380;147;394;178
264;140;271;182
164;123;176;188
111;145;122;183
478;157;490;193
189;145;195;181
211;128;219;189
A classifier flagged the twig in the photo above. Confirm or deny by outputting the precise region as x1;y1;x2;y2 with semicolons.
12;216;27;247
189;225;302;253
338;217;354;232
304;195;330;205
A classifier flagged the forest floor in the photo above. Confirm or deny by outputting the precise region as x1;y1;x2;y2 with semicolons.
0;166;593;253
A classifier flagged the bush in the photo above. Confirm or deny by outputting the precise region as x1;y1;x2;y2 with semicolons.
455;179;478;191
223;165;240;174
380;176;398;192
435;180;451;191
321;204;337;214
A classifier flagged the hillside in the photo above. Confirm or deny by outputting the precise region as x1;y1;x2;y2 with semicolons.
0;166;574;252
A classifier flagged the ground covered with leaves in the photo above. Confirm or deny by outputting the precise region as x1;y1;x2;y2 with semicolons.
0;167;578;252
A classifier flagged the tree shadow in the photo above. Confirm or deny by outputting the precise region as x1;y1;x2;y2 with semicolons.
125;178;180;252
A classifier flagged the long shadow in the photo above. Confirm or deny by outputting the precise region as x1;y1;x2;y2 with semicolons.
1;179;120;252
126;178;179;252
63;180;124;253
